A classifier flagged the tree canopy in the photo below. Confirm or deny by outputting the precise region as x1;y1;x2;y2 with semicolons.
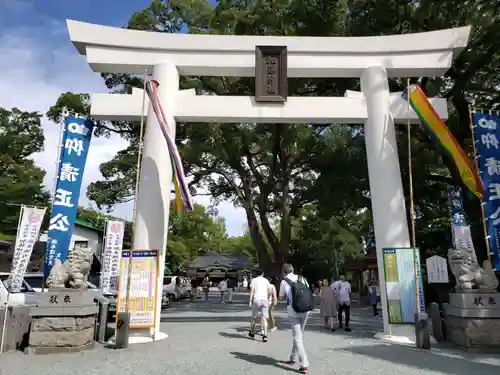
47;0;500;278
0;107;50;235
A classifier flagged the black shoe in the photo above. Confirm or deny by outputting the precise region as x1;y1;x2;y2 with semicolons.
331;328;336;332
299;367;309;374
248;331;255;339
262;335;268;343
345;327;352;332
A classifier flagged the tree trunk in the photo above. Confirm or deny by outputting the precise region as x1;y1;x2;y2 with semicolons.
244;205;272;268
273;161;293;281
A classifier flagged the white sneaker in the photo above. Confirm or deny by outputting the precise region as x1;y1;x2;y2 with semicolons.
270;327;277;332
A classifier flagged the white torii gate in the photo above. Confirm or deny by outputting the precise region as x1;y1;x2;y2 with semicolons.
67;19;471;344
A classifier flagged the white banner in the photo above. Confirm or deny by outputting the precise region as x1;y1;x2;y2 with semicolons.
8;206;47;292
452;225;478;264
100;220;125;294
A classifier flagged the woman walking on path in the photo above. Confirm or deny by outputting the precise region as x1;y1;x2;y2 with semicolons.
316;280;323;295
368;281;379;316
320;278;337;331
227;277;235;303
268;277;278;332
202;275;210;301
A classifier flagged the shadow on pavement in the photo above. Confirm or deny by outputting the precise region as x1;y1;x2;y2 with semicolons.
298;307;383;339
163;293;251;315
230;351;295;372
338;343;500;375
233;326;251;333
218;332;253;340
161;315;252;323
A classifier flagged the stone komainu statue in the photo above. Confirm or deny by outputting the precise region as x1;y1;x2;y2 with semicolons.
447;248;498;292
46;247;94;289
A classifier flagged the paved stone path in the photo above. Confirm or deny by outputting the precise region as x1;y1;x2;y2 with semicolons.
1;292;499;375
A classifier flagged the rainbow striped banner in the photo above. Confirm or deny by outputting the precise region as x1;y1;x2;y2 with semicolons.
406;86;483;199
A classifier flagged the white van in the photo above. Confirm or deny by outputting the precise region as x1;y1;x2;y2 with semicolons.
0;273;42;306
22;272;100;293
163;276;178;300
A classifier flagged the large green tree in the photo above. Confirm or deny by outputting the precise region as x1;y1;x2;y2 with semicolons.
290;203;366;282
86;0;358;277
48;0;500;278
346;0;500;264
0;107;50;235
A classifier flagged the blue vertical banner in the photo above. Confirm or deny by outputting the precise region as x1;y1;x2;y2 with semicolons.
447;186;468;227
44;116;94;277
474;112;500;271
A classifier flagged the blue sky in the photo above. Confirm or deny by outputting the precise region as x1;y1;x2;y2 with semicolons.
0;0;247;236
0;0;152;30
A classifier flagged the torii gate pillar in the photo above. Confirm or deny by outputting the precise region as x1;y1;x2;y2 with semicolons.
129;62;179;343
361;66;412;341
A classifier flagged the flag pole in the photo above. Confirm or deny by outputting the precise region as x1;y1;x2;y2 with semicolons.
467;106;493;267
51;120;66;204
42;118;66;292
406;80;420;316
123;69;148;341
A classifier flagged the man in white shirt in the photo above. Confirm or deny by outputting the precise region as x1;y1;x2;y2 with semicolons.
336;274;352;332
279;264;309;374
248;272;271;342
331;278;340;295
219;278;228;303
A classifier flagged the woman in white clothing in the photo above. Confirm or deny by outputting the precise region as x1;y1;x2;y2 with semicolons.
268;277;278;332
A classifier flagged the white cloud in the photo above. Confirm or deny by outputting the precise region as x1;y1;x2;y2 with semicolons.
0;11;246;237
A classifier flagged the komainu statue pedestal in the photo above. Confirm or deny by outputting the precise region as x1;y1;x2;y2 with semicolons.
25;290;98;355
444;292;500;348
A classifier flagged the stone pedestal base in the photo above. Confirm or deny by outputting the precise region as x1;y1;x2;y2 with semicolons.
26;290;98;355
444;292;500;348
0;305;31;352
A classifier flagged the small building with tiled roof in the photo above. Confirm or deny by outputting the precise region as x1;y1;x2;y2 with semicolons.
185;254;258;280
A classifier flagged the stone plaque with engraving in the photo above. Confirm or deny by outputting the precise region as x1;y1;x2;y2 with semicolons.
255;45;287;102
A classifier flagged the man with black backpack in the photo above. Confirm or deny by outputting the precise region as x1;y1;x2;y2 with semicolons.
279;263;314;374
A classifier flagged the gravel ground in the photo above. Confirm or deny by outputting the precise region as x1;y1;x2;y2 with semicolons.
1;292;499;375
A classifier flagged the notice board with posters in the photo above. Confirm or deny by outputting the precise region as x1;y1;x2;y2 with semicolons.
383;247;425;324
116;249;159;328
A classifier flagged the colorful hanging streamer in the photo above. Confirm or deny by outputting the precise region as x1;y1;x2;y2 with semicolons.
405;85;483;199
145;80;194;215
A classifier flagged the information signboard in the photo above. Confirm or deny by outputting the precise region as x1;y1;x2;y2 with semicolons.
383;247;425;324
116;249;159;328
